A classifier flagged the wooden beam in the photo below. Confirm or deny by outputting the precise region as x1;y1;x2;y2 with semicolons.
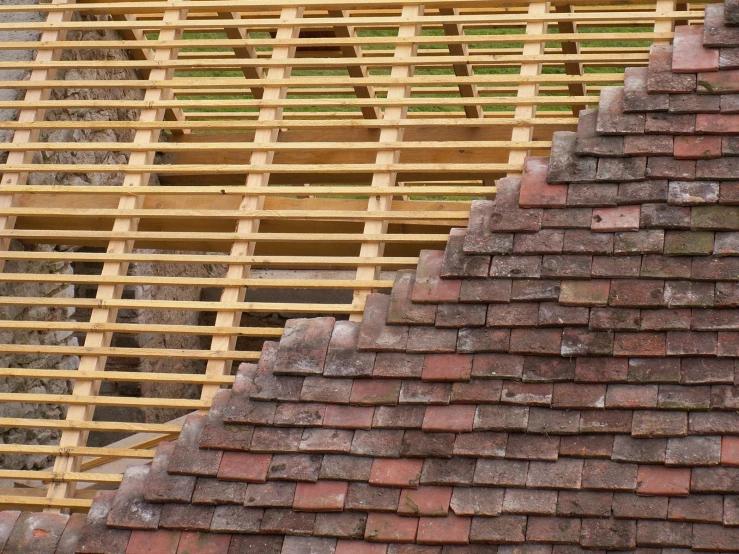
44;7;188;508
351;3;424;317
506;1;549;177
110;12;188;131
199;5;304;404
216;10;265;99
439;7;483;119
554;4;588;116
328;9;381;120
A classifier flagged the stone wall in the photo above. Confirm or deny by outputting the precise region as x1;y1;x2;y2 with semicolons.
0;7;211;467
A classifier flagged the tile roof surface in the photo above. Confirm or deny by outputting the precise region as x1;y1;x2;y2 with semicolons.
6;3;739;552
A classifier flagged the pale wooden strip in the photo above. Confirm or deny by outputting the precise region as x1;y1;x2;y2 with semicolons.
351;3;424;317
0;393;211;410
0;417;182;433
555;4;588;116
0;116;582;130
0;207;472;219
0;74;631;90
1;368;235;384
0;31;676;51
0;321;283;337
0;184;502;194
0;10;704;31
0;0;75;273
0;444;155;459
0;251;420;267
0;272;396;287
507;1;549;177
0;297;357;314
200;6;304;404
217;10;265;99
0;470;122;483
654;0;678;41
45;7;188;506
329;9;380;119
0;496;93;509
0;0;688;14
0;95;601;108
0;51;653;70
440;7;482;118
1;163;518;174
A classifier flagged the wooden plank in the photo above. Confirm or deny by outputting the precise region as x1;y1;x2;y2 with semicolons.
0;31;676;51
0;0;701;14
0;251;420;267
351;3;424;317
0;321;284;337
1;367;236;384
328;9;380;119
0;0;75;274
0;10;705;32
554;4;588;116
440;7;482;119
199;5;304;404
44;7;188;507
109;12;187;131
507;1;549;177
217;10;265;99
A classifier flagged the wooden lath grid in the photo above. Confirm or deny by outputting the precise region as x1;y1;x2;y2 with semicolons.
0;0;707;511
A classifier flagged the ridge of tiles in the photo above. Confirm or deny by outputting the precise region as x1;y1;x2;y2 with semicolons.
5;4;739;554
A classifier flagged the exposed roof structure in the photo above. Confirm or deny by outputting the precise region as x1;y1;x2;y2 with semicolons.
2;0;692;508
3;0;739;551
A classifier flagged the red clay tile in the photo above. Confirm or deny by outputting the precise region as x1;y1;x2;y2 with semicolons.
364;513;418;543
370;458;424;488
450;487;504;517
422;405;475;432
216;452;271;482
672;25;719;73
417;514;471;545
398;486;452;516
126;531;180;554
350;379;401;406
421;354;472;382
335;541;387;554
4;513;67;554
412;250;462;303
526;516;581;544
592;206;640;231
323;405;374;429
520;157;568;208
274;317;334;376
674;135;723;160
636;465;690;496
293;481;348;512
722;436;739;466
559;280;610;306
175;532;231;554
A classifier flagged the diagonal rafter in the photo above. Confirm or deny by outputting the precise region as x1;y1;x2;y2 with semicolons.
198;5;304;403
555;4;588;117
217;10;265;100
350;3;424;316
111;12;189;133
440;7;483;119
43;7;188;508
328;9;381;120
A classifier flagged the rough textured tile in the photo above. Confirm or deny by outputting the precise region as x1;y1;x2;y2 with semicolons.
273;317;334;375
520;157;568;207
324;320;377;377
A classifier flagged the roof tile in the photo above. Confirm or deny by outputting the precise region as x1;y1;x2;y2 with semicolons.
636;465;691;495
